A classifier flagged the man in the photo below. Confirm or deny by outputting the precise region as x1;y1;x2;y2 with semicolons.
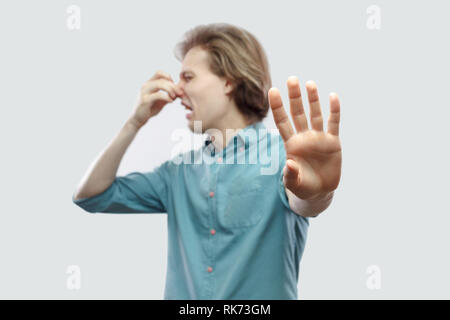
72;23;342;299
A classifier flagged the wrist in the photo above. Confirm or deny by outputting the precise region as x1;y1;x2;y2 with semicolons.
305;190;334;202
126;117;144;132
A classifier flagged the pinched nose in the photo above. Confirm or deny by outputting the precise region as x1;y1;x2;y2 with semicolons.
174;84;184;97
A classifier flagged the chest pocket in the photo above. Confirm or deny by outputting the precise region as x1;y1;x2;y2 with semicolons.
220;179;265;228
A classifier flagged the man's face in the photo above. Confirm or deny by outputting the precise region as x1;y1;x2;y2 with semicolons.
177;46;234;133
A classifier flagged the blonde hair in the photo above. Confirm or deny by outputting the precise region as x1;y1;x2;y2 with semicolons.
174;23;272;123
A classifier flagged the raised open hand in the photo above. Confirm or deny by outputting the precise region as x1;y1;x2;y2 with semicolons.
268;76;342;201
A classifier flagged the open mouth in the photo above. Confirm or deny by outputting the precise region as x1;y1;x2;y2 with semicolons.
182;102;192;111
182;102;193;119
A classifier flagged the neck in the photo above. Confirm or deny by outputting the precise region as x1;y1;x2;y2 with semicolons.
208;115;253;152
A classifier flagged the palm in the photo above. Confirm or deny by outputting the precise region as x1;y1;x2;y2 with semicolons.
268;77;342;200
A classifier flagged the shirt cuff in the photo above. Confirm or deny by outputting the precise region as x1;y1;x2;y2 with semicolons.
287;189;335;217
71;183;115;213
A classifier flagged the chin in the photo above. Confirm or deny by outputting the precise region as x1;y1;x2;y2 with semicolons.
187;122;194;133
187;120;201;134
187;118;209;134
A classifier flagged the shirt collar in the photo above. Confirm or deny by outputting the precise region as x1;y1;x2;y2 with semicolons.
204;121;267;151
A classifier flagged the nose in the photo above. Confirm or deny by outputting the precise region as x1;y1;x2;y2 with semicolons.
175;82;184;98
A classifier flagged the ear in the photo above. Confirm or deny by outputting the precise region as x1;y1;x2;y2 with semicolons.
224;78;235;95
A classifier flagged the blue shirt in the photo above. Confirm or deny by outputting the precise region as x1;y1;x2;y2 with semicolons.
72;121;309;299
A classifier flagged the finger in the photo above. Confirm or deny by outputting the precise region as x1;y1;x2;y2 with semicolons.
287;76;308;132
283;159;301;189
268;87;294;142
305;80;324;132
142;79;179;99
146;91;175;104
150;70;174;82
327;92;341;136
148;70;182;97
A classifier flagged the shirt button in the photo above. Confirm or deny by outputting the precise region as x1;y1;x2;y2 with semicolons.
210;229;216;235
217;157;223;163
207;267;213;273
209;191;215;198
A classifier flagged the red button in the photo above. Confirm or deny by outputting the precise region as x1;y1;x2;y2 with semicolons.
217;157;223;163
210;229;216;235
209;191;214;197
207;267;213;273
239;147;244;152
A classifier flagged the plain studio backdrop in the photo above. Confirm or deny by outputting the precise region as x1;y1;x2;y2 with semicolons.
0;0;448;299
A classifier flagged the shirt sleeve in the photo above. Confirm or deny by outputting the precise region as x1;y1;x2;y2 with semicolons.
72;161;169;214
277;134;296;211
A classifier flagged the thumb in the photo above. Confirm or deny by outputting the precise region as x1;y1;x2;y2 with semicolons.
283;159;300;188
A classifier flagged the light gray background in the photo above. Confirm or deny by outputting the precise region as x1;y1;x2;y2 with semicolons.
0;0;448;299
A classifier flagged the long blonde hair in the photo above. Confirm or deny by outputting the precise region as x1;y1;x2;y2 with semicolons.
174;23;272;123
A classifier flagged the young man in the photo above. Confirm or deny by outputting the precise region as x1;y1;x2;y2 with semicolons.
72;23;342;299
